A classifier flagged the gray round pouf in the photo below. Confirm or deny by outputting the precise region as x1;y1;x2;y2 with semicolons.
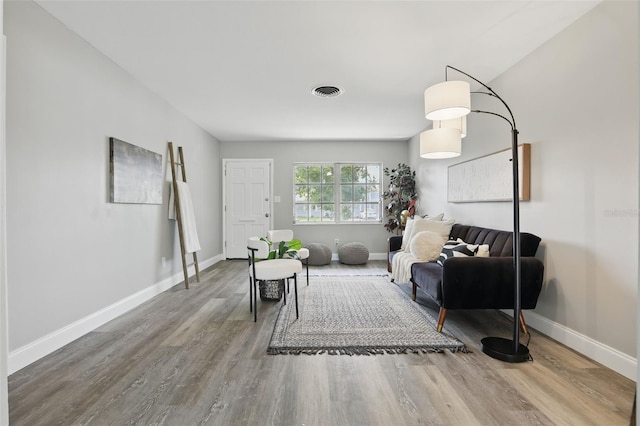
338;242;369;265
307;243;332;266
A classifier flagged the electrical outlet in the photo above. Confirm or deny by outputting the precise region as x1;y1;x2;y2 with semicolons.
334;238;340;246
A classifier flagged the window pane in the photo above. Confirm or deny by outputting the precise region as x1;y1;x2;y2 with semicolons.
309;185;321;203
367;165;380;183
340;185;353;202
368;184;379;202
321;204;334;221
294;185;308;202
365;204;380;220
294;165;308;184
353;203;366;221
353;165;367;183
353;184;367;202
321;185;334;202
295;204;309;222
309;204;322;221
322;166;334;183
340;165;353;183
308;166;322;183
340;204;353;221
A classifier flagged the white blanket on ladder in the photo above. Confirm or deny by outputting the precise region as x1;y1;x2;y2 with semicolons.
169;181;201;254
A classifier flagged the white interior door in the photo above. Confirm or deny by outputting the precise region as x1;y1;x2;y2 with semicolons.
223;159;273;259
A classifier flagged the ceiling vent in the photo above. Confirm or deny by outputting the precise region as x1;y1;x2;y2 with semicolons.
312;85;343;98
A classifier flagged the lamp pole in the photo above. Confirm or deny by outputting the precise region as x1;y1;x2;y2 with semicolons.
479;126;529;362
444;66;529;362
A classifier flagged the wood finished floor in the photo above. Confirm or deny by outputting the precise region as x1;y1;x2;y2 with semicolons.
9;260;635;425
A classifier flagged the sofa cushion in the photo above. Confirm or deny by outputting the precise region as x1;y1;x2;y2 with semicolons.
403;217;453;253
436;239;489;266
401;213;444;250
409;231;445;261
411;261;445;303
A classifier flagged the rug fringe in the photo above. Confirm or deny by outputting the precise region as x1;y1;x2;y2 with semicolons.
268;345;469;355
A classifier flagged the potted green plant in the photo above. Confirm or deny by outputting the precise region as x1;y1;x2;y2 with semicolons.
261;237;303;260
382;163;417;233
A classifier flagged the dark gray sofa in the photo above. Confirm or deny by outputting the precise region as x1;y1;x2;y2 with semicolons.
388;224;544;332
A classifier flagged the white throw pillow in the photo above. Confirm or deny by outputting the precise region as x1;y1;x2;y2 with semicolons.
410;231;446;261
400;216;419;250
404;218;455;253
400;213;445;251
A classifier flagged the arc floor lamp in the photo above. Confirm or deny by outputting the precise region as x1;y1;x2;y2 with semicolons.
422;65;529;363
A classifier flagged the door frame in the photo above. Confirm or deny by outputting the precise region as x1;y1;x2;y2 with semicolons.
222;158;274;259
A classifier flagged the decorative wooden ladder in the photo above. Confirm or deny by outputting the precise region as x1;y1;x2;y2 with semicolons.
168;141;200;289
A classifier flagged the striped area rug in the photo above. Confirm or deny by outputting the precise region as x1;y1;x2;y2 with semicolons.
268;276;467;355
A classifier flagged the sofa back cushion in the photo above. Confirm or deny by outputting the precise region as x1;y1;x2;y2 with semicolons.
450;224;541;257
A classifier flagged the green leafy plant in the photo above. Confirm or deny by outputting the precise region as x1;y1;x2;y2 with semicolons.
260;237;303;260
382;163;417;233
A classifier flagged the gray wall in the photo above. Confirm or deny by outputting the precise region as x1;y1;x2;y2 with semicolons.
1;0;7;420
410;1;638;374
220;140;409;255
5;1;222;359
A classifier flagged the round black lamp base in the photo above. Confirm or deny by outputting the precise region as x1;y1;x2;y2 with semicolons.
481;337;530;363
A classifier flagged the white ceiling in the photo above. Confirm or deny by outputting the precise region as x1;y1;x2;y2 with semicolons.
35;0;599;142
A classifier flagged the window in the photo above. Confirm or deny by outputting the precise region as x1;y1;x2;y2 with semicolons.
294;162;381;224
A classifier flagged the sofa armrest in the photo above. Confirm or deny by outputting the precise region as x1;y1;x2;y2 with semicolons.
388;235;403;252
441;257;544;310
387;235;403;272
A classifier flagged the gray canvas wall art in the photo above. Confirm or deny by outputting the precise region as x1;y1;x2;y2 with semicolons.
109;137;163;204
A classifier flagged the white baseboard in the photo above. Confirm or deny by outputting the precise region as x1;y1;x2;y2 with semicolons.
368;252;387;261
8;254;223;375
197;254;221;271
508;309;637;381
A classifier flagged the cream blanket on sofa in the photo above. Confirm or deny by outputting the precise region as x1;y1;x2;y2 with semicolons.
391;251;421;284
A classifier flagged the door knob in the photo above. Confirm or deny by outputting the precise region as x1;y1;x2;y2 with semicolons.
265;213;270;217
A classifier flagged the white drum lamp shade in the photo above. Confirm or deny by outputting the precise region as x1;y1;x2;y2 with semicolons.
424;80;471;121
433;116;467;138
420;127;462;159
